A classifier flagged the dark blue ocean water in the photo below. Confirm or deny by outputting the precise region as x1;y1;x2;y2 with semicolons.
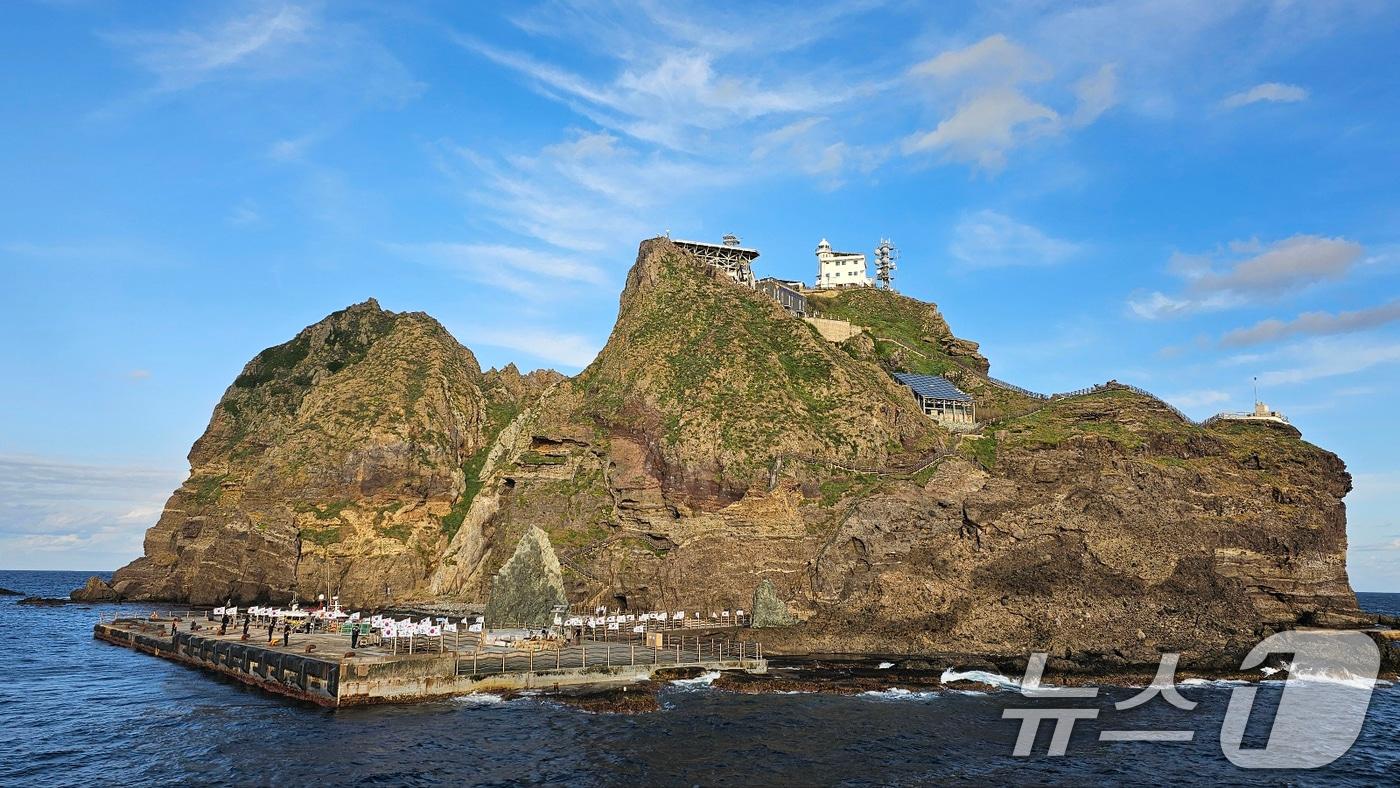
2;570;1397;787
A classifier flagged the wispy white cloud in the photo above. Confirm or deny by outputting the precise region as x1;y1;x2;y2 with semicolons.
1186;235;1361;294
0;454;182;569
227;200;261;226
1128;290;1240;320
911;34;1049;85
904;36;1059;169
1163;388;1231;409
102;1;423;108
1220;82;1308;109
427;128;742;267
948;210;1080;268
2;239;167;266
383;241;607;300
902;35;1116;169
1129;234;1365;319
1221;337;1400;387
1351;537;1400;552
1220;299;1400;347
108;2;314;93
904;88;1060;169
449;324;600;369
1071;63;1118;126
267;133;320;162
454;35;845;152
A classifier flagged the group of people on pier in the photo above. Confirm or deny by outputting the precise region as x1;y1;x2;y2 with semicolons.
167;599;756;653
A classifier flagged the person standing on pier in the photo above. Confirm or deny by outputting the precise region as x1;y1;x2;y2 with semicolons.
267;620;275;644
242;617;249;639
350;624;360;649
281;621;290;647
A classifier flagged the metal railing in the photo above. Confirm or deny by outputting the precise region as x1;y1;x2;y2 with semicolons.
457;637;761;677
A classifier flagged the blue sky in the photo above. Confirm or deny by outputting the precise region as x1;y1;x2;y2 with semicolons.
2;1;1398;591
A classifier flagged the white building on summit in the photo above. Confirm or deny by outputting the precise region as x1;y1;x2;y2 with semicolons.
814;238;871;289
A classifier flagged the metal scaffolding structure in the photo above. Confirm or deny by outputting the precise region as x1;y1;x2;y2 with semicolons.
672;234;759;287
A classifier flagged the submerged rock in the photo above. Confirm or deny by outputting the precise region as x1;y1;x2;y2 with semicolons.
18;596;68;606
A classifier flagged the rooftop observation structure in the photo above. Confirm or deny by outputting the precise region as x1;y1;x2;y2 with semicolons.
893;372;975;430
672;234;759;287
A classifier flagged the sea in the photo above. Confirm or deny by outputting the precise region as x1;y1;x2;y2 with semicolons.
1;570;1396;787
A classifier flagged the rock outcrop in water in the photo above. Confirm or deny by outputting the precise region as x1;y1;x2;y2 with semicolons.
102;239;1367;666
71;576;120;602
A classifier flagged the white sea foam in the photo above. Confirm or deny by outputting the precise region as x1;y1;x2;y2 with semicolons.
1285;668;1384;690
877;662;894;669
860;687;940;701
1180;678;1250;687
455;693;508;705
670;670;721;688
939;668;1020;690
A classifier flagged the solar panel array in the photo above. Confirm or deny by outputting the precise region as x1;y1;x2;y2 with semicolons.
892;372;972;402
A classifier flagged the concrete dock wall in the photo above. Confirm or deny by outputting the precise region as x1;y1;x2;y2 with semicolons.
339;659;762;705
96;620;767;707
95;623;341;707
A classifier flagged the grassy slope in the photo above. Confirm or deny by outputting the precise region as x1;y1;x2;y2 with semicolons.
572;241;943;483
809;288;1039;422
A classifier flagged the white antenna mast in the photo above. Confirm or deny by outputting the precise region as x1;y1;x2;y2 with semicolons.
875;238;898;291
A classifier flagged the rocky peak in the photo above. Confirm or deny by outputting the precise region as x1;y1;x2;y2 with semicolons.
569;237;942;505
109;300;499;607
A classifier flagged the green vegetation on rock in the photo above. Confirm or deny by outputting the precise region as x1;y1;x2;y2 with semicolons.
188;473;227;506
300;525;343;547
570;240;940;488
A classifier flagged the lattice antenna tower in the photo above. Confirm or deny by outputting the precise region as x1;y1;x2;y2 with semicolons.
875;238;898;291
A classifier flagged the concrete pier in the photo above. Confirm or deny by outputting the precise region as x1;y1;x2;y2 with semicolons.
94;618;766;707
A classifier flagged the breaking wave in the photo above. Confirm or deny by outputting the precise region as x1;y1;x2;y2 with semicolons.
454;693;509;705
671;671;721;688
1180;678;1251;688
939;668;1019;690
860;687;940;701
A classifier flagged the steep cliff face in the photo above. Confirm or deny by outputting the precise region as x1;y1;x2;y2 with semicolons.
788;391;1361;665
429;239;945;603
573;238;943;502
104;238;1364;666
434;238;1362;665
110;299;523;607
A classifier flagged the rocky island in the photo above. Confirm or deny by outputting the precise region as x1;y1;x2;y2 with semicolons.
91;237;1373;672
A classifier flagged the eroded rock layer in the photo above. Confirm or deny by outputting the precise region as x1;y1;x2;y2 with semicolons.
105;240;1364;665
110;300;533;606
